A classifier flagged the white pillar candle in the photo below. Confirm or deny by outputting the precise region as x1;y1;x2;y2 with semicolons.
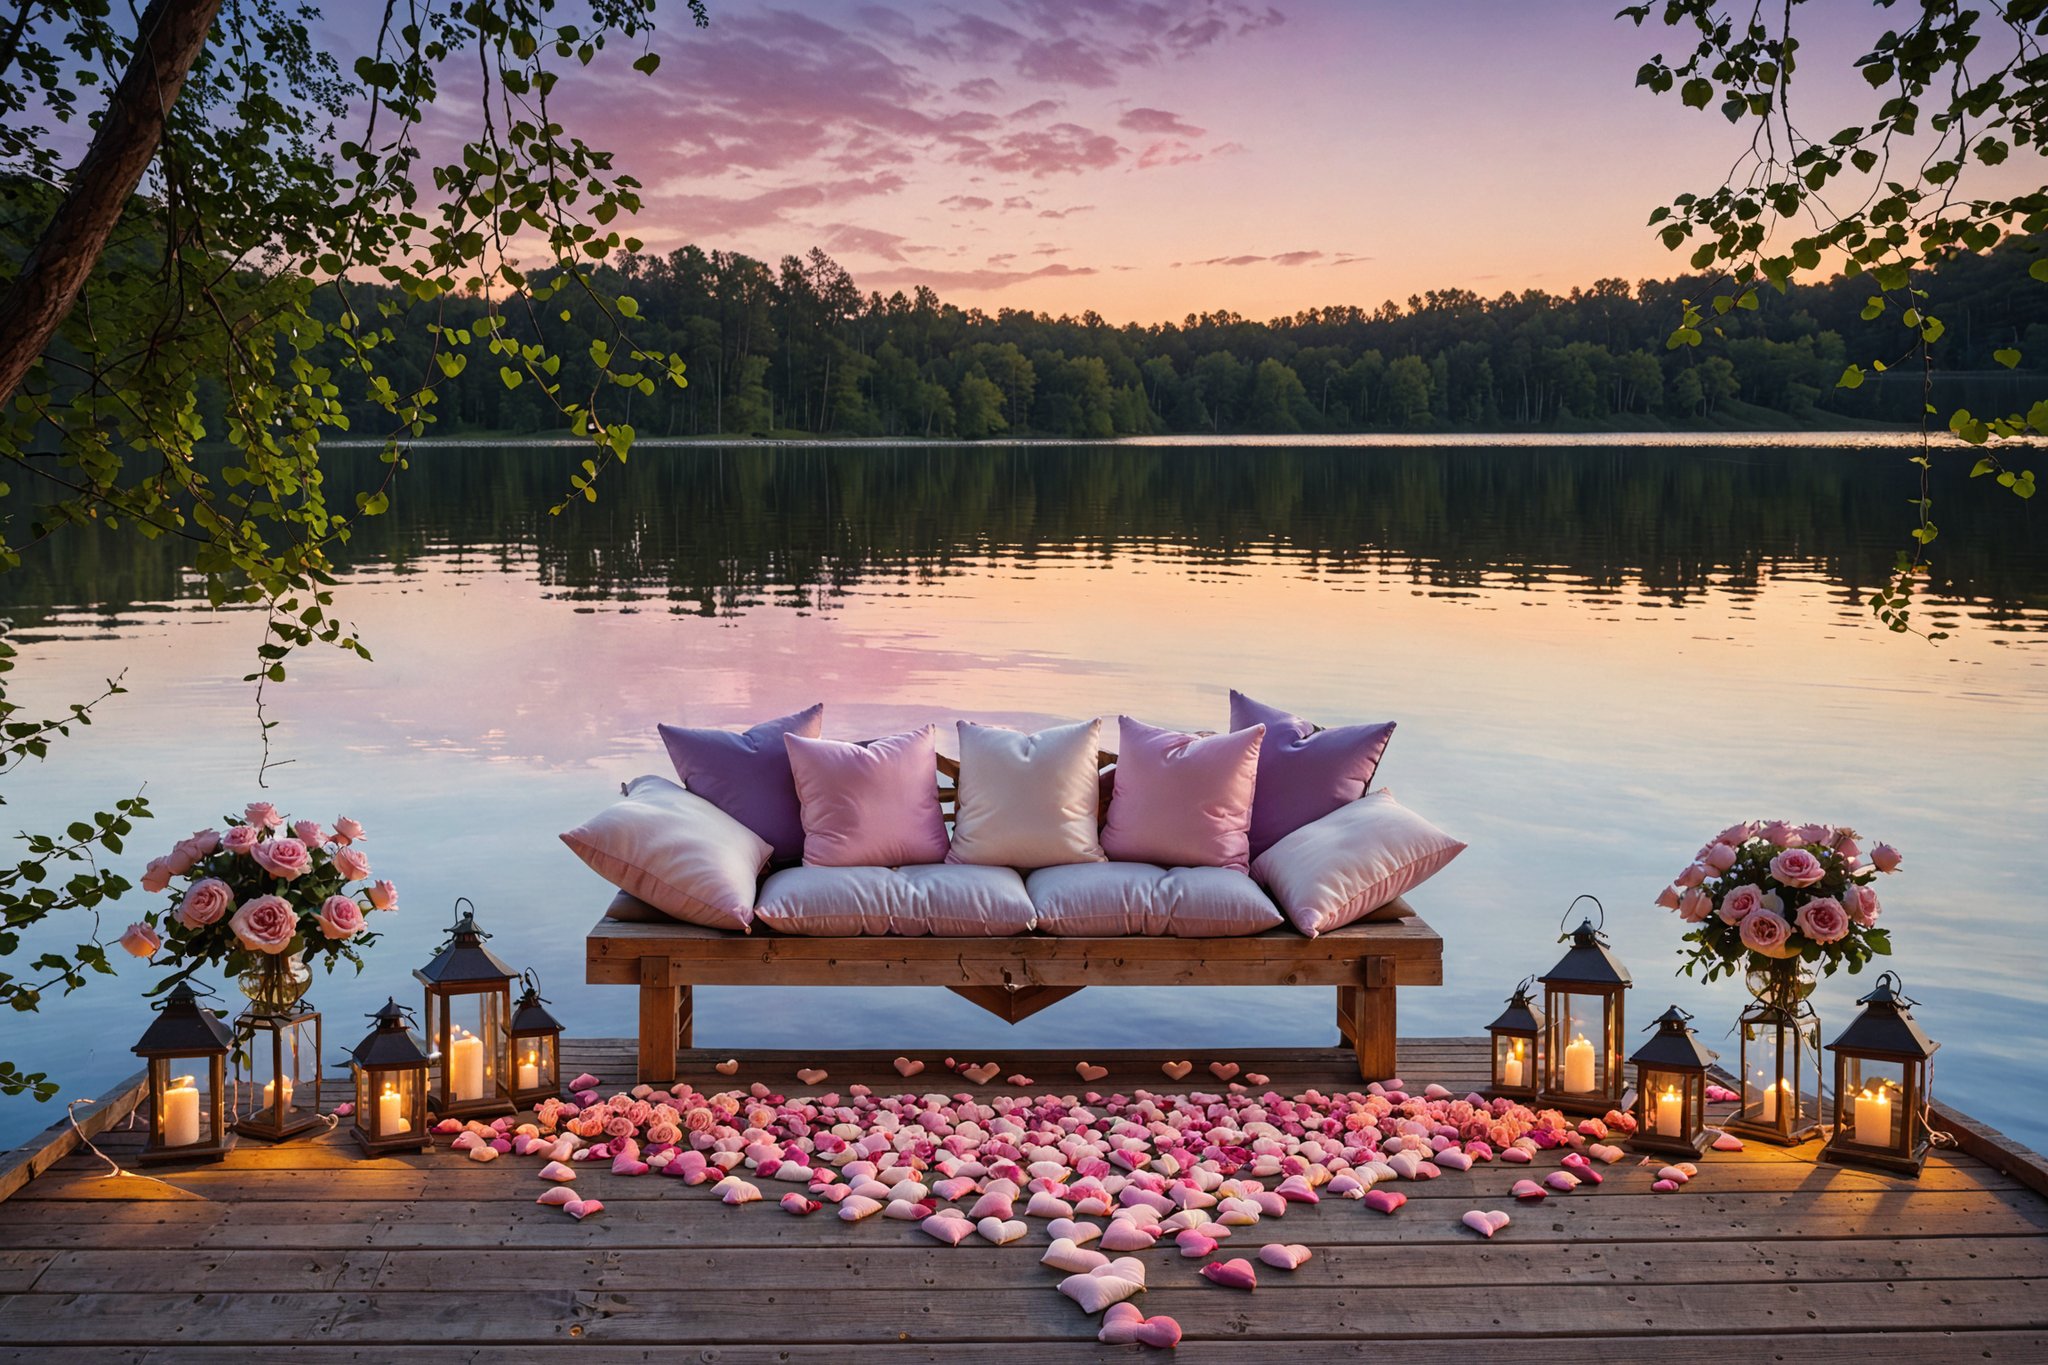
1502;1044;1523;1089
262;1076;294;1112
517;1050;540;1093
1563;1033;1596;1093
1655;1086;1682;1138
1854;1088;1892;1145
378;1086;409;1134
451;1031;485;1102
1757;1076;1785;1124
164;1076;201;1147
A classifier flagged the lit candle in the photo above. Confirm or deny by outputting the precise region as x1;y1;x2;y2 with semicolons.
1854;1086;1893;1145
378;1085;408;1134
1757;1075;1787;1124
164;1075;201;1147
1655;1086;1682;1137
1563;1033;1596;1093
1502;1042;1524;1089
517;1049;540;1093
451;1030;485;1102
261;1076;294;1112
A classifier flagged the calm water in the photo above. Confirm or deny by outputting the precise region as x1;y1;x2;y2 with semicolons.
4;436;2045;1151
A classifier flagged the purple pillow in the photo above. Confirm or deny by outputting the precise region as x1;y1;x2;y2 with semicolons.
1099;716;1265;872
1229;690;1396;858
658;704;823;863
785;726;950;867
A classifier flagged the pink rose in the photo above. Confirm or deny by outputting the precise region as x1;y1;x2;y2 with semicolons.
230;894;299;954
368;879;399;911
223;825;262;855
1738;908;1797;958
1843;883;1881;928
1701;842;1739;874
1767;848;1826;888
1717;884;1764;924
1870;843;1903;874
1673;862;1707;889
1795;896;1850;944
251;837;312;881
119;922;162;959
163;842;200;877
1794;823;1833;847
1715;821;1755;846
317;894;366;940
1677;887;1714;923
139;856;173;894
291;820;329;847
333;846;371;882
181;829;221;859
646;1121;681;1146
1832;836;1861;862
604;1114;635;1140
1654;885;1682;911
1759;820;1796;846
683;1107;715;1133
178;878;234;929
333;816;365;845
244;802;284;831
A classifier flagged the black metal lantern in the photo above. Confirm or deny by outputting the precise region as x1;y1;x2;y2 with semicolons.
508;971;566;1107
414;898;517;1118
1629;1005;1716;1156
1822;972;1940;1176
1537;896;1634;1116
1725;977;1824;1145
132;982;235;1164
1485;977;1544;1104
349;998;432;1155
235;999;322;1141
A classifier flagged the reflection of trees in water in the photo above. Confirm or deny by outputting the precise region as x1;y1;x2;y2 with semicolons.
4;445;2043;632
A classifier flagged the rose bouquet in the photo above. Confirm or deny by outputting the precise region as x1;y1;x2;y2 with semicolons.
1656;820;1901;983
120;802;398;991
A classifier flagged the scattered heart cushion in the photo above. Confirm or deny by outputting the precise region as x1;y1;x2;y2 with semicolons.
785;726;950;868
947;719;1108;868
1099;716;1265;872
559;775;772;931
1026;863;1283;937
1251;788;1465;936
754;865;1037;936
1229;690;1397;857
658;704;823;863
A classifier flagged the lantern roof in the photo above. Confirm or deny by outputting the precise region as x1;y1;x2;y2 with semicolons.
1827;973;1939;1061
351;998;432;1068
1485;979;1544;1034
1539;917;1631;988
1629;1004;1717;1070
511;979;565;1035
413;904;516;987
133;981;235;1056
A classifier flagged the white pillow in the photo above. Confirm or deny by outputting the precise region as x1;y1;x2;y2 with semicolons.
1250;788;1465;936
947;719;1107;868
560;774;771;931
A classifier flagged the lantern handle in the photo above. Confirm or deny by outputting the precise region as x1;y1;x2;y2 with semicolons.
520;968;550;1003
1558;894;1605;940
1508;974;1537;1002
1864;969;1918;1008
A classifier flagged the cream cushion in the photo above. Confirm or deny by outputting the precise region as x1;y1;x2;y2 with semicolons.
1251;788;1465;937
560;774;771;932
947;719;1107;868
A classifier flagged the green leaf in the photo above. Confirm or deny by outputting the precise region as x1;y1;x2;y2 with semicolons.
633;52;661;75
1837;364;1865;390
1994;348;2021;369
1681;77;1713;109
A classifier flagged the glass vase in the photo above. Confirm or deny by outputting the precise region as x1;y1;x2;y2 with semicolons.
238;951;311;1012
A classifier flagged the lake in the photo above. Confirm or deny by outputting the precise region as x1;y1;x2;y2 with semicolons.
3;434;2044;1152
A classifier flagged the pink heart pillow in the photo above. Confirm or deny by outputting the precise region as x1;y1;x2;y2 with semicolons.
1099;716;1264;872
785;726;950;867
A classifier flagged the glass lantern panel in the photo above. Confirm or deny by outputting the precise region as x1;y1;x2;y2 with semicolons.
1839;1056;1909;1148
374;1069;423;1139
156;1058;214;1149
442;991;507;1103
1741;1013;1818;1129
1549;992;1611;1098
1643;1069;1692;1139
517;1034;558;1092
1492;1035;1531;1089
246;1015;319;1120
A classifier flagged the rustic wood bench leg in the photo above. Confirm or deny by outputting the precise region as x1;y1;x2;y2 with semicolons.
638;957;683;1084
1346;958;1397;1081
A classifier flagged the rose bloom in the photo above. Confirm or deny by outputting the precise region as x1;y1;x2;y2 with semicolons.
367;879;399;911
1673;862;1707;889
1715;821;1755;846
119;922;161;959
1701;842;1740;874
333;846;371;882
139;856;173;894
179;828;221;860
1796;896;1850;944
222;824;262;855
1767;847;1826;888
1870;842;1903;873
163;841;201;877
333;816;365;845
1759;820;1796;846
177;877;234;929
1739;908;1797;958
1794;823;1834;847
317;894;366;940
646;1121;681;1146
291;819;328;846
1655;885;1682;911
603;1114;636;1139
1677;887;1715;923
683;1107;716;1133
252;837;312;881
1843;883;1882;928
747;1106;776;1131
1717;883;1765;924
244;801;285;830
230;894;299;954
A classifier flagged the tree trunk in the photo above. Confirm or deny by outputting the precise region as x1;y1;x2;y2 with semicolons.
0;0;225;408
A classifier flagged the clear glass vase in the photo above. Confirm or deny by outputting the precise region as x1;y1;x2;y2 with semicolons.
1743;959;1818;1010
238;951;311;1013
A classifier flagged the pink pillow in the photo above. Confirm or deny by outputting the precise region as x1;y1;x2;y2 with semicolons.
785;726;949;867
1099;716;1265;872
1250;788;1466;936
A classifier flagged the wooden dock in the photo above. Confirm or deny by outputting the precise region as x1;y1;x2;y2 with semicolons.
1;1037;2044;1361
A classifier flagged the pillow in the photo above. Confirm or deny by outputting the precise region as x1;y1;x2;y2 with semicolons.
1026;863;1283;937
1229;690;1396;858
1098;716;1264;872
755;865;1035;936
948;719;1107;868
560;775;772;932
785;726;950;867
658;704;823;864
1250;788;1465;937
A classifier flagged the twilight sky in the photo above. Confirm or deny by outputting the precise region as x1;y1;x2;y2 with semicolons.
342;1;1974;323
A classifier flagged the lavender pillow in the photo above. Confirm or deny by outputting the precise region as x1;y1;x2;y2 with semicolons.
658;704;822;864
1230;690;1396;858
785;726;950;867
1099;716;1265;872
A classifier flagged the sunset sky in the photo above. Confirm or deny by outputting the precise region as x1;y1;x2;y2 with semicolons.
348;2;1979;322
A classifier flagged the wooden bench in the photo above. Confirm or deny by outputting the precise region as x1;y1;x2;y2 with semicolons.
586;897;1444;1084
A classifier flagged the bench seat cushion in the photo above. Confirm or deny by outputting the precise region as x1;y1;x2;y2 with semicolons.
754;864;1037;936
1026;862;1284;937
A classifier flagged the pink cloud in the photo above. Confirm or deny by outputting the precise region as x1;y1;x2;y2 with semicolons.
954;77;1002;101
942;195;996;211
863;261;1100;292
823;224;914;261
1120;107;1207;138
1010;98;1063;121
1016;37;1120;88
1136;139;1206;169
1037;204;1094;219
1003;196;1036;211
962;123;1123;177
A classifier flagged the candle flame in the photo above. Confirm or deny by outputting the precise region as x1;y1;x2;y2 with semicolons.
171;1074;196;1089
1660;1087;1679;1102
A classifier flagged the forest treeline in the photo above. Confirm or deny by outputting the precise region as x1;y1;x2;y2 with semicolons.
318;240;2048;441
